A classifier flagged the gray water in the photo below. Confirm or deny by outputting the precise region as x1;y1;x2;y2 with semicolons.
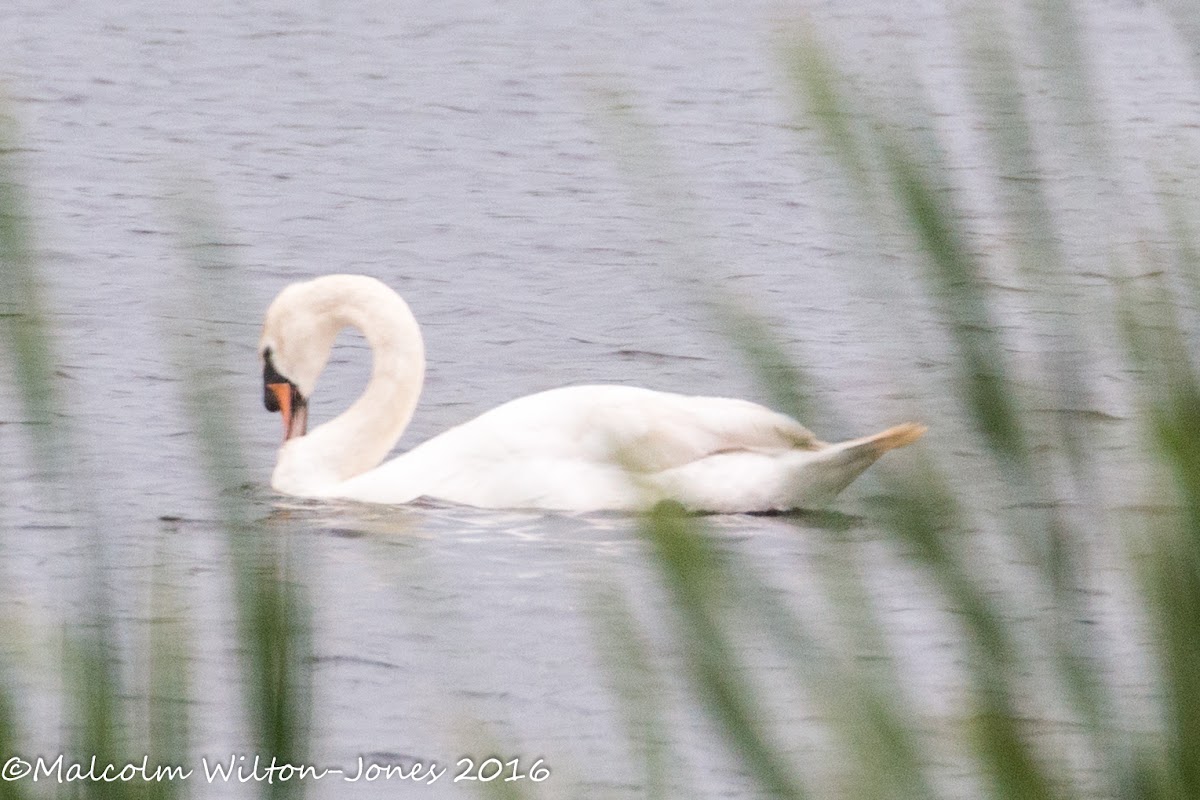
2;0;1196;797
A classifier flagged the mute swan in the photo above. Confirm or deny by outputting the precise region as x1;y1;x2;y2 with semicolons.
259;274;924;512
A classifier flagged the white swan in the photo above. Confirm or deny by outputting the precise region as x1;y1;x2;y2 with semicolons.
259;275;924;512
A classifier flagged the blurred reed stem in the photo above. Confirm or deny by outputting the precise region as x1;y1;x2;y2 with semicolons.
599;3;1200;799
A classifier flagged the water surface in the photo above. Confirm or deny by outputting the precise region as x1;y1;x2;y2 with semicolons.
0;0;1191;796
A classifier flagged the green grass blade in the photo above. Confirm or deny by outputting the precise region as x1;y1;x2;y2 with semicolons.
1;104;143;800
145;535;190;800
724;532;944;800
878;137;1030;467
168;186;312;797
1117;273;1200;797
709;294;823;427
1118;276;1200;530
588;581;679;800
782;30;872;198
641;504;810;800
923;8;1126;784
65;632;128;799
1147;527;1200;798
872;461;1067;800
784;31;1031;469
0;101;37;800
957;0;1095;467
590;87;831;431
0;686;29;800
0;107;61;467
877;129;1109;763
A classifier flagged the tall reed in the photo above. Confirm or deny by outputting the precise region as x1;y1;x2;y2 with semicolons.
595;3;1200;798
0;111;312;798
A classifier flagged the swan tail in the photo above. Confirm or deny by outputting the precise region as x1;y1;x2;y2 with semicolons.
781;422;925;509
859;422;927;456
647;422;925;512
826;422;926;471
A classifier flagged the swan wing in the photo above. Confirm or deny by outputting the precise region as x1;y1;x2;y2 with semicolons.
433;384;822;473
336;385;821;509
586;390;821;471
328;386;922;512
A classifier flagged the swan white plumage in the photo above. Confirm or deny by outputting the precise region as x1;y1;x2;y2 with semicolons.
259;274;924;512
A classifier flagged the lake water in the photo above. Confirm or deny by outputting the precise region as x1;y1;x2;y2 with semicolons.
1;0;1195;796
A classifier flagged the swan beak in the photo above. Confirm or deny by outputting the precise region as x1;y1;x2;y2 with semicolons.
266;381;309;442
262;347;308;442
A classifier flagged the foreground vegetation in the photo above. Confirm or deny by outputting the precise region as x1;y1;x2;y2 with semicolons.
4;1;1200;798
595;4;1200;798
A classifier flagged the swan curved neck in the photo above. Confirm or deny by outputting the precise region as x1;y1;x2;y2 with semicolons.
273;277;425;494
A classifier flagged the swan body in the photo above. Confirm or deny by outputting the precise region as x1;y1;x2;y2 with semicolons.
259;275;924;512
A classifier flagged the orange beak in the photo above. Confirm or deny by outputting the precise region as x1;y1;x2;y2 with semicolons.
263;347;307;442
267;381;308;442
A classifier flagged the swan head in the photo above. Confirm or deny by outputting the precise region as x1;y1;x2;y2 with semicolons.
257;279;345;442
258;274;426;448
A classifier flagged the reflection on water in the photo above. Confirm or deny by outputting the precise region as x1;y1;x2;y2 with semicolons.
0;0;1184;795
164;497;869;798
